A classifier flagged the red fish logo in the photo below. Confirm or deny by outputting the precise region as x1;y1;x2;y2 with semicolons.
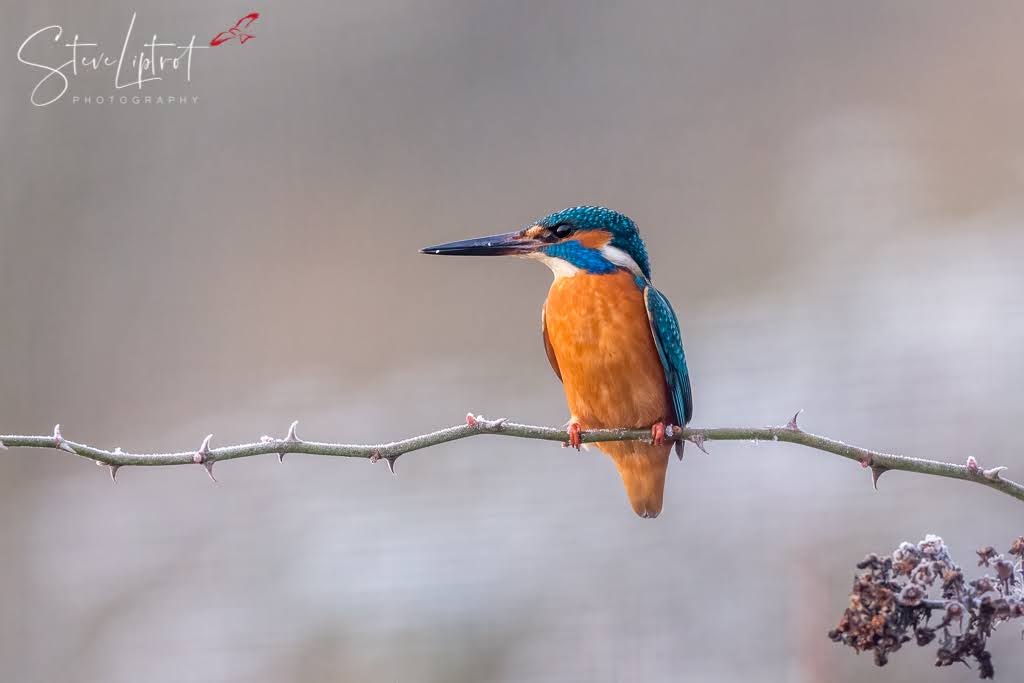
210;12;259;47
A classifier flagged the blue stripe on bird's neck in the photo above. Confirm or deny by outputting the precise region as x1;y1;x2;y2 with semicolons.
542;241;618;275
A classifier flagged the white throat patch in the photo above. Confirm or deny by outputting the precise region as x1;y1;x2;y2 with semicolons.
525;252;581;279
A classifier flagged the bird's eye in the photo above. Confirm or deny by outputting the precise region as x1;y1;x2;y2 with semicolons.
551;223;574;238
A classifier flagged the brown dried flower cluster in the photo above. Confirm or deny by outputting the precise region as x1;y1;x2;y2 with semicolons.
829;534;1024;679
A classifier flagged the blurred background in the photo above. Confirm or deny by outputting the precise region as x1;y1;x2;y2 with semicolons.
2;1;1024;681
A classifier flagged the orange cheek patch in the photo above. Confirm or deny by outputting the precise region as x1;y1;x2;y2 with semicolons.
524;225;547;239
575;230;612;249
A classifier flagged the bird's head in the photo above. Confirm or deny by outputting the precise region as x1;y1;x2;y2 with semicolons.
421;206;651;279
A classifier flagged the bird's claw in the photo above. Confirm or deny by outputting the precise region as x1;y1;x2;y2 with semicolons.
565;422;582;450
650;422;667;446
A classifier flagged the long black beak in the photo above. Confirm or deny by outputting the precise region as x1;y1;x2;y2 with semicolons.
420;230;542;256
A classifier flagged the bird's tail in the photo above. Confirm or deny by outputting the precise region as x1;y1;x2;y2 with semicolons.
601;441;671;518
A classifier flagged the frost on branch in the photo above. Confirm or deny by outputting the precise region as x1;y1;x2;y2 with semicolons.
829;534;1024;679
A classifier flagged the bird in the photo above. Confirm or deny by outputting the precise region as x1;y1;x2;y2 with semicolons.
421;206;692;518
210;12;260;47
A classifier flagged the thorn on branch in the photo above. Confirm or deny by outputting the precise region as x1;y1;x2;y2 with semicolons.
0;440;7;450
983;466;1008;481
786;409;804;431
688;433;709;455
99;447;124;482
277;420;302;462
466;413;507;432
53;424;76;454
194;434;217;482
195;434;213;460
370;449;399;475
870;465;889;491
964;456;1007;481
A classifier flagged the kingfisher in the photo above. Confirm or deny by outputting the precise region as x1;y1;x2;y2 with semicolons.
421;206;692;518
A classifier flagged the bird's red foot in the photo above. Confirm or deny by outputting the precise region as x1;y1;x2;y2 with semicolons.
650;421;667;446
566;422;583;450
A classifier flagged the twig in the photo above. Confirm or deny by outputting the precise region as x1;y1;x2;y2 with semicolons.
1;413;1021;503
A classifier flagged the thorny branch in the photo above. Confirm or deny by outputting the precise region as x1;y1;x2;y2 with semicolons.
0;412;1021;502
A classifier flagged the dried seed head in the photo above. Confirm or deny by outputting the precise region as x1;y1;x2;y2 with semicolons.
892;543;920;576
941;566;963;587
858;553;883;570
911;563;936;587
918;535;948;560
832;533;1024;677
994;559;1014;581
897;584;925;607
914;627;936;646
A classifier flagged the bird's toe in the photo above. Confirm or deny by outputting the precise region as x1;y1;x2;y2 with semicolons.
650;421;667;446
566;422;583;450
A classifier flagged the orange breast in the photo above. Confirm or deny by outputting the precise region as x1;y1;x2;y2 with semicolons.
543;270;671;429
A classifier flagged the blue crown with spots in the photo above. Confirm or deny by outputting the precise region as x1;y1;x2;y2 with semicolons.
536;206;652;279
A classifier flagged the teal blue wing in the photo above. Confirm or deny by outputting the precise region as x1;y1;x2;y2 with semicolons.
643;285;692;443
